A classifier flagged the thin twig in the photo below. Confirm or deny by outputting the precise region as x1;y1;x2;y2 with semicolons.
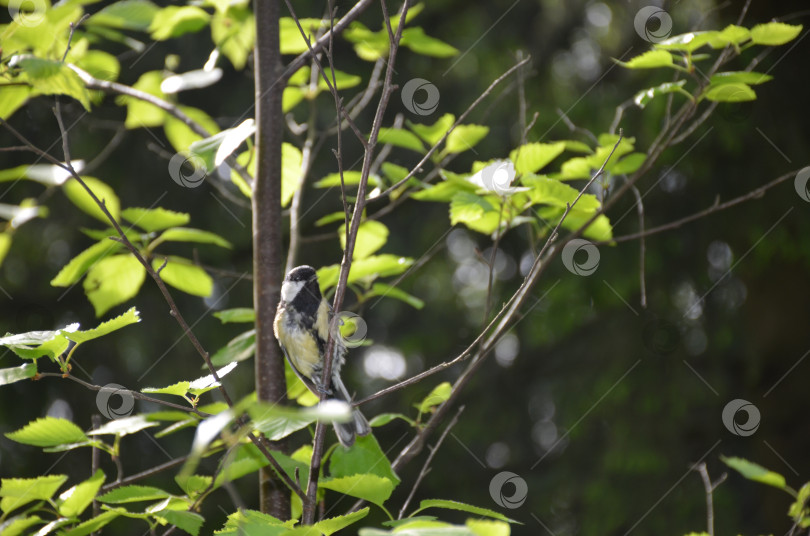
398;406;464;519
302;0;410;524
628;183;647;308
101;456;188;492
603;168;799;244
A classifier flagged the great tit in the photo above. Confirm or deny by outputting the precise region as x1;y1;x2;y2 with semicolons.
273;265;370;447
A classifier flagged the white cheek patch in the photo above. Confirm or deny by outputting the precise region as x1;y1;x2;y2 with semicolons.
281;280;304;303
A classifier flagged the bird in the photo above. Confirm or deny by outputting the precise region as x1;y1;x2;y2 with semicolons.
273;265;370;447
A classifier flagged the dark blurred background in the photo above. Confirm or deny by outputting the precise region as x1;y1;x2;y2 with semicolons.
1;0;809;534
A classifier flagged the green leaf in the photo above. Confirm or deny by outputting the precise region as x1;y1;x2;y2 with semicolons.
313;508;370;536
67;307;141;344
164;106;221;153
509;142;566;174
121;207;190;232
215;509;291;535
142;381;191;397
704;83;756;102
0;86;30;121
721;456;787;490
316;68;363;92
51;240;122;287
280;17;328;54
153;257;213;297
369;412;416;427
709;71;773;86
523;176;600;211
316;255;414;289
449;191;500;233
618;49;674;69
750;22;803;46
158;511;204;536
340;220;389;260
14;56;90;110
149;5;210;40
117;71;167;129
466;519;511;536
63;176;121;224
87;0;160;31
633;80;688;109
188;120;255;172
0;475;68;514
414;499;516;523
187;362;238;396
0;363;37;386
656;31;717;53
211;330;255;366
282;142;303;207
314;171;383;189
98;486;171;504
0;515;44;536
5;417;88;448
445;125;489;154
707;24;750;48
417;382;452;413
400;27;458;57
0;233;10;268
409;113;455;146
330;434;401;485
84;254;147;317
320;474;394;508
378;128;425;152
538;206;613;242
214;308;255;324
156;228;232;248
366;283;424;309
212;6;255;70
89;415;159;437
0;325;75;361
412;178;477;202
609;153;646;175
57;469;105;518
60;511;119;536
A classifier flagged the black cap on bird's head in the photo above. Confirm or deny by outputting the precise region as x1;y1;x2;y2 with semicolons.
285;265;317;283
281;265;322;306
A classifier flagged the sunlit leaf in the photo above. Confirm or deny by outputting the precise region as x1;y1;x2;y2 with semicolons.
721;456;787;490
5;418;88;448
51;240;122;287
340;220;389;260
149;5;210;40
0;475;68;514
153;257;213;297
750;22;802;46
84;254;146;317
63;176;120;224
57;469;105;518
121;207;190;232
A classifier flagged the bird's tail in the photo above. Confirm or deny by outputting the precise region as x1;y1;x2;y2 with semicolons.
331;374;370;448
